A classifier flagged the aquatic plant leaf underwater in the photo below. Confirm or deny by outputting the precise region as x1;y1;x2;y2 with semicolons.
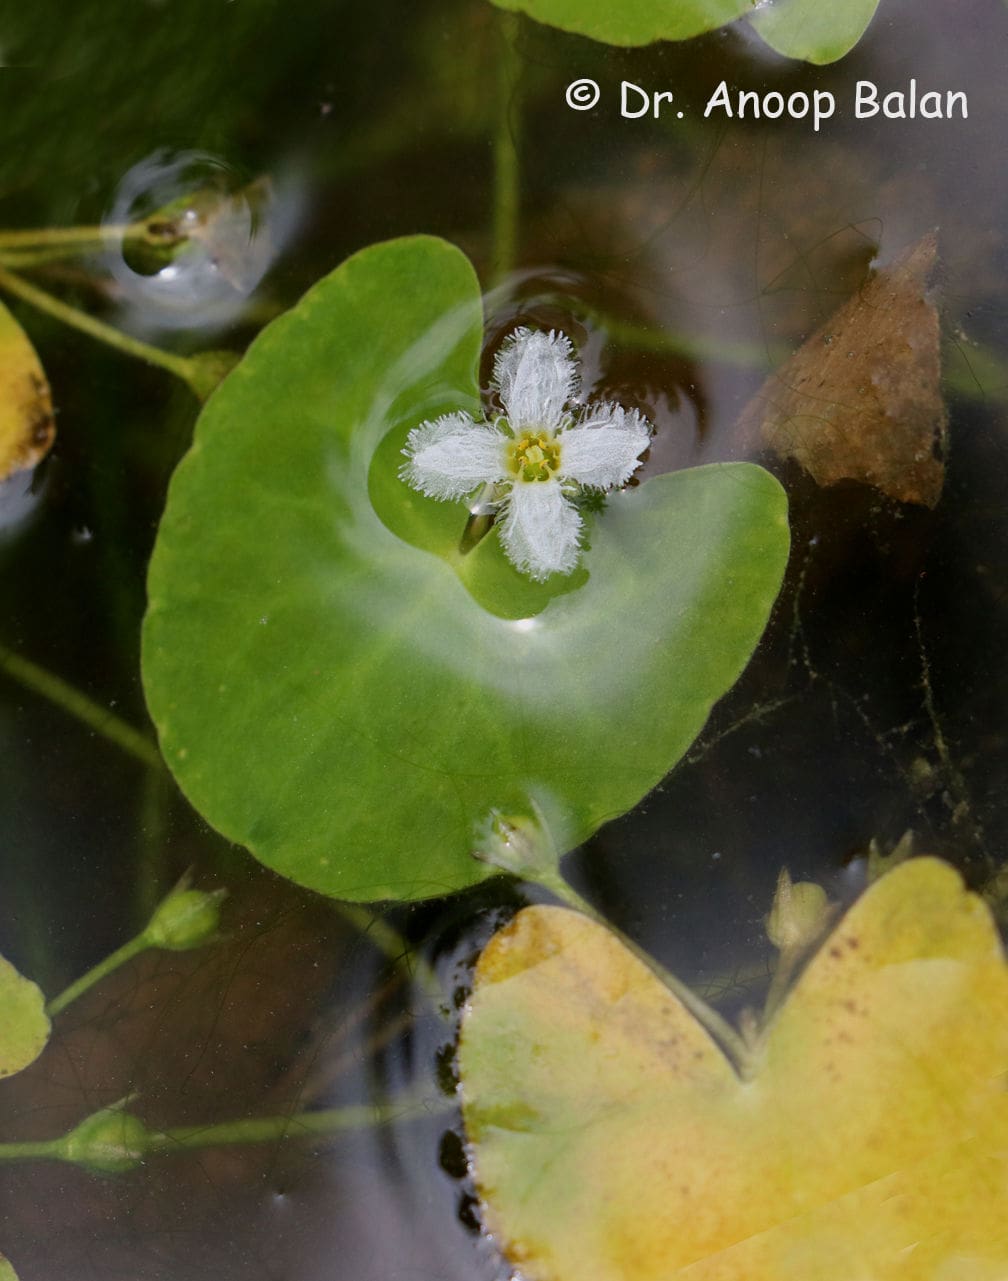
487;0;879;62
0;298;55;482
748;0;881;65
0;951;49;1079
459;858;1008;1281
142;236;789;902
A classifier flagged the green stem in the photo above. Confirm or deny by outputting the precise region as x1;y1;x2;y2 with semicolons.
0;264;204;395
491;12;522;285
761;950;799;1025
0;1095;450;1166
0;224;145;250
0;246;106;269
0;642;163;770
0;1138;65;1161
45;935;149;1018
147;1095;448;1154
538;869;753;1077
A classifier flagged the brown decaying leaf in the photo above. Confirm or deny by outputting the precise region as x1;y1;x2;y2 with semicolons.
738;232;946;507
0;298;54;482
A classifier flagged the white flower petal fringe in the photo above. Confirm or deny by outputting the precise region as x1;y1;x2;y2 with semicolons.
400;328;650;581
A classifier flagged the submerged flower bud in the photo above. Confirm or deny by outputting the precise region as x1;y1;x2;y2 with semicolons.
142;879;226;951
475;808;561;883
60;1103;152;1174
766;868;830;953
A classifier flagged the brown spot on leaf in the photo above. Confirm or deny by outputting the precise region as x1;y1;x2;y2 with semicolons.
738;232;946;507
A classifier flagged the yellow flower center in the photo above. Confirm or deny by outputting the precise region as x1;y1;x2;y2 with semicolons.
507;430;561;483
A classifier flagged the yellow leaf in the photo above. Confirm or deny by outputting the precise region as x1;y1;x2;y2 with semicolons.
459;859;1008;1280
0;297;54;482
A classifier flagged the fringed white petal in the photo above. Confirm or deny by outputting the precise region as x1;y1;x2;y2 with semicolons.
493;328;579;431
498;480;582;581
558;404;651;490
400;412;508;501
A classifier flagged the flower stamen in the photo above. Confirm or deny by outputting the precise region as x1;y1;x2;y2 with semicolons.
507;430;562;483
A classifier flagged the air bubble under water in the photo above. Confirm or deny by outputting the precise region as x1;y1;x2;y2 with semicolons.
102;149;277;332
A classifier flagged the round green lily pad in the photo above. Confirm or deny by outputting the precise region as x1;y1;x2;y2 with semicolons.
142;236;789;902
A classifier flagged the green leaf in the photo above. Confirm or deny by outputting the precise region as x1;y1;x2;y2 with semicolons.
142;235;789;903
487;0;753;45
459;859;1008;1280
748;0;880;65
0;952;49;1079
0;1253;20;1281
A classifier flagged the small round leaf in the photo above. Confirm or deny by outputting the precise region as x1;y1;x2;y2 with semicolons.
0;952;49;1079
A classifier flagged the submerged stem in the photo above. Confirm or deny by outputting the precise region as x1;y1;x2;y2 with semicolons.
0;264;205;395
491;12;522;286
148;1094;448;1155
0;643;162;770
0;1138;65;1162
45;936;149;1018
0;1094;449;1167
0;223;145;251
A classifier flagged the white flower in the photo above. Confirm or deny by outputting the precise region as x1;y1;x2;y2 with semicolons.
400;328;651;581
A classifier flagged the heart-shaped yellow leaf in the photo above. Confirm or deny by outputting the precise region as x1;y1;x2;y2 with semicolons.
459;859;1008;1280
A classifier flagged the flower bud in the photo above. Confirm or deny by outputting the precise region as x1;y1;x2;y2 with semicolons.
143;882;226;951
766;868;829;953
867;830;915;882
60;1104;151;1174
474;808;560;883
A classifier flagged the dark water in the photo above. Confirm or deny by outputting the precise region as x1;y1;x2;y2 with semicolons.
1;0;1006;1276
